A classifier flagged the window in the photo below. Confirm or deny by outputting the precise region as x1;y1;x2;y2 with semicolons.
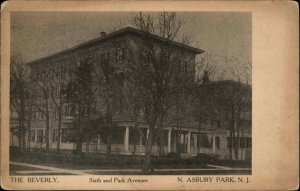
56;86;61;97
32;111;36;120
215;136;220;149
64;105;69;116
56;66;61;78
110;126;124;144
227;137;232;148
49;68;54;78
245;137;252;148
61;65;66;79
129;128;140;145
183;61;188;73
101;51;109;63
55;108;59;118
52;129;58;142
38;112;43;120
191;133;198;147
240;137;245;148
37;130;44;143
83;106;90;116
31;130;36;142
198;133;211;148
61;128;71;143
117;48;124;64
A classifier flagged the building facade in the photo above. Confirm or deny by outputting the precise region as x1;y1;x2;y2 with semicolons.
10;27;252;160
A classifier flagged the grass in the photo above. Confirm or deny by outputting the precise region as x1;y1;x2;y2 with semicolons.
9;164;49;171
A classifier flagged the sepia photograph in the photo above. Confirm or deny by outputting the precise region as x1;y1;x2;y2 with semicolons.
9;11;252;176
1;1;298;190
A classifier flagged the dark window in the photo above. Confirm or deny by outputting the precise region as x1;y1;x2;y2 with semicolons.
31;130;36;142
110;126;124;144
101;51;109;63
37;130;44;143
215;136;220;149
129;128;140;145
61;128;72;143
52;129;58;142
227;137;232;148
117;48;124;64
240;137;245;148
198;133;211;148
141;128;148;145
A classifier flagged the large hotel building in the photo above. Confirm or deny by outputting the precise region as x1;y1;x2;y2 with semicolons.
10;27;252;160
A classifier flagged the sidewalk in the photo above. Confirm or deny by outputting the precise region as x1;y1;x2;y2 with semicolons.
10;162;251;175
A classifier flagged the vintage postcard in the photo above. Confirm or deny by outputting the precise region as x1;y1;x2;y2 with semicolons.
1;0;298;190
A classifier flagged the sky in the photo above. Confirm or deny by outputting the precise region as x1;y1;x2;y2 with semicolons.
11;12;251;81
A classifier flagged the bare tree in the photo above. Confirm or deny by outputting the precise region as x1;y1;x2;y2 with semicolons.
10;56;32;152
94;47;123;155
32;66;53;151
213;54;251;160
49;63;69;153
229;56;251;160
66;55;96;154
192;53;220;155
125;12;198;173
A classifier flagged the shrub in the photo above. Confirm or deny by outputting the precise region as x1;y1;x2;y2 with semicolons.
194;153;220;164
166;152;181;159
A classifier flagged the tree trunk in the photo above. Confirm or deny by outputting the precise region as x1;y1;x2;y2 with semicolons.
197;120;201;155
18;119;23;151
76;113;83;154
19;97;26;152
45;104;50;151
106;132;112;155
57;108;62;154
241;127;244;160
233;120;238;160
86;140;90;154
143;124;154;174
236;110;241;160
105;97;112;155
158;114;165;156
27;120;31;151
229;124;233;160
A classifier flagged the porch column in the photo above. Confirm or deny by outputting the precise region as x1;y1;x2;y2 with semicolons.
212;133;216;154
187;131;191;153
124;127;129;152
35;130;38;142
97;135;101;146
167;129;172;153
146;128;149;139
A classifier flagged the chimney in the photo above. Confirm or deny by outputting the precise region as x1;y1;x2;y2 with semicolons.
202;71;210;84
100;31;106;38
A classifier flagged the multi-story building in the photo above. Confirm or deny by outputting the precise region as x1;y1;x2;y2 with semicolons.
10;27;252;160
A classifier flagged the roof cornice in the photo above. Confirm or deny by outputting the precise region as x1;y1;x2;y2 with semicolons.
27;27;204;66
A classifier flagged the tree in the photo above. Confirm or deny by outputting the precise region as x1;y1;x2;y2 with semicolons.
49;63;69;153
213;54;251;160
192;53;219;155
229;55;251;160
32;65;53;151
66;55;96;154
125;12;198;173
10;56;32;152
94;46;124;155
